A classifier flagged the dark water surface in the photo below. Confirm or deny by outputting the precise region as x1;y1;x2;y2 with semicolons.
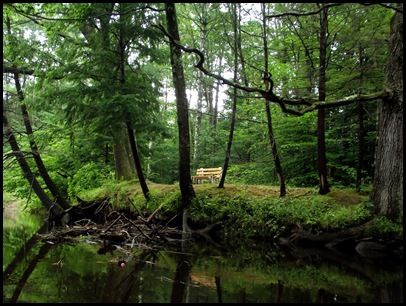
3;210;403;303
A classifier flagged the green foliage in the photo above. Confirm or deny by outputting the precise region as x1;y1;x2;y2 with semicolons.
365;215;404;242
225;163;277;185
3;192;15;206
67;162;112;202
188;186;374;240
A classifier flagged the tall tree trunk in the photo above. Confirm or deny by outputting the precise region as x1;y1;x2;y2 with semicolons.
117;5;150;200
317;4;330;195
165;3;196;222
356;35;366;193
3;104;64;217
193;70;204;171
212;54;223;128
262;3;286;197
356;101;365;193
372;5;403;219
218;3;239;188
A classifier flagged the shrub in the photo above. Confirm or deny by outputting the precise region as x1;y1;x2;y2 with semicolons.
67;162;112;202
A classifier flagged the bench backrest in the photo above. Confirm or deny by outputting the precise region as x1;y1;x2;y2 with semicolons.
196;167;222;177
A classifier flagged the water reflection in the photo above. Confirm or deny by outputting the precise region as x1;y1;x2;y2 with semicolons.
3;216;403;303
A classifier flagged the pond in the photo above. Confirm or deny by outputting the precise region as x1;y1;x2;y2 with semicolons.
3;206;403;303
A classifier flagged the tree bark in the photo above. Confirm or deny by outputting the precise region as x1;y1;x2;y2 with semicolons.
116;5;150;200
317;4;330;195
13;73;71;209
5;15;70;210
3;104;64;217
262;3;286;197
356;101;365;192
126;124;150;201
113;124;136;181
218;3;239;188
372;4;403;219
193;70;204;171
165;3;196;212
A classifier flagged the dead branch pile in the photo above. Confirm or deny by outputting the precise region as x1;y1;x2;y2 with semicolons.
38;209;185;252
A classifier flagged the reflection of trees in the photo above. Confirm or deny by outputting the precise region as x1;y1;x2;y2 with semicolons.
7;241;53;303
170;253;192;303
99;250;157;303
282;243;401;283
280;244;403;303
275;280;283;303
214;276;222;303
170;256;224;303
3;223;49;283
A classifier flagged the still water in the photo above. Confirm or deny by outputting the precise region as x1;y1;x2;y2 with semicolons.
3;207;403;303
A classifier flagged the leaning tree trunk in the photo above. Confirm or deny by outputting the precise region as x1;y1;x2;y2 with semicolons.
3;104;64;217
13;73;71;209
6;16;70;210
371;5;403;219
126;124;150;201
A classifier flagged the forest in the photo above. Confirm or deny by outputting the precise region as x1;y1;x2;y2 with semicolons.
3;3;403;229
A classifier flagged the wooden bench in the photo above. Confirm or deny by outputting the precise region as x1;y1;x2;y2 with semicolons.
191;167;223;184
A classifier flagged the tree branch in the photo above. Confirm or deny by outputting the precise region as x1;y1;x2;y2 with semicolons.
3;65;35;75
154;22;390;116
266;3;343;18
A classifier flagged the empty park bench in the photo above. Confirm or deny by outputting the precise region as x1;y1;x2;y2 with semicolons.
191;167;223;184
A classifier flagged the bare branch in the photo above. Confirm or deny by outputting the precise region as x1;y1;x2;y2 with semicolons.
359;3;403;13
282;90;391;116
3;65;35;75
5;3;164;23
266;3;343;18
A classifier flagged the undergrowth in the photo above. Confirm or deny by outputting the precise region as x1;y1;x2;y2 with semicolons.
73;182;402;243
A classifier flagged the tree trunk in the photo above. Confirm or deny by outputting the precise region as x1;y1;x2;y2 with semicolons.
262;3;286;197
3;104;64;217
113;124;136;181
218;3;239;188
165;3;196;212
126;124;150;201
116;5;150;200
13;73;71;209
193;70;204;171
356;102;365;192
212;54;223;129
6;16;70;210
372;5;403;219
356;44;366;193
317;4;330;195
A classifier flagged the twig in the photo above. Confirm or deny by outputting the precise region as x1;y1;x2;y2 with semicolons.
146;203;164;223
104;215;122;232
